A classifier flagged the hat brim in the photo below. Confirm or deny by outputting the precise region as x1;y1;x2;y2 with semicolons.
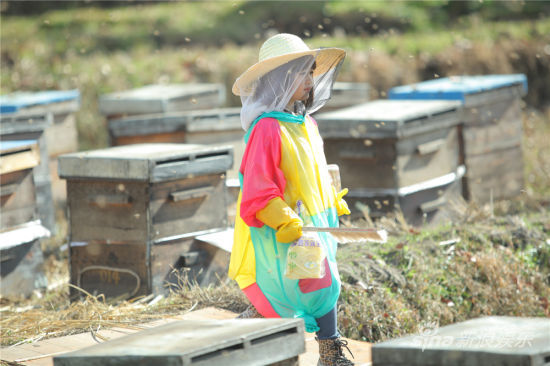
232;47;346;96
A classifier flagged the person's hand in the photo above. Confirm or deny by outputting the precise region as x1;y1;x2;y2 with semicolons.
335;188;351;216
256;197;303;243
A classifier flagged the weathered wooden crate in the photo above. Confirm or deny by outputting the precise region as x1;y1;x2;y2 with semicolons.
0;90;81;204
54;318;305;366
316;100;462;189
108;107;244;180
99;83;226;120
347;166;465;226
58;143;234;298
322;82;370;112
389;74;527;203
69;229;233;299
0;113;56;232
315;100;463;225
59;143;233;243
0;140;41;230
372;316;550;366
0;220;50;298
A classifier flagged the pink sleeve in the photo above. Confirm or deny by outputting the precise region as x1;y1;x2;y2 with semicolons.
239;118;286;227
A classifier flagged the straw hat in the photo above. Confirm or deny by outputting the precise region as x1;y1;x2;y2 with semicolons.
232;33;345;96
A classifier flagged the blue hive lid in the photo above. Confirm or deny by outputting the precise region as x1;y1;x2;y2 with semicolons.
388;74;528;103
0;139;37;152
0;89;80;114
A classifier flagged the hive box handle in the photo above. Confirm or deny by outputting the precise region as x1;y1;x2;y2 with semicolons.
87;193;130;206
170;186;214;202
180;251;201;267
416;138;446;155
339;149;376;161
419;196;447;213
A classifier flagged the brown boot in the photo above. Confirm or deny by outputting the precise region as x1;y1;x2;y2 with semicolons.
317;337;354;366
236;305;264;319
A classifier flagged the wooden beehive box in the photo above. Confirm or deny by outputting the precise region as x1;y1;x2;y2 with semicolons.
389;74;527;203
0;140;41;230
0;113;56;232
0;221;50;298
98;83;226;121
0;90;81;204
316;100;463;225
108;107;244;180
58;143;234;299
54;318;305;366
321;82;370;112
373;316;550;366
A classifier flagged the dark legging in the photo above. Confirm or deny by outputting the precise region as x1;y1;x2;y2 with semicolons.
316;306;339;340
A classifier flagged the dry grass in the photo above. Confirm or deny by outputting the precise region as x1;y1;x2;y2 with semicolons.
335;193;550;342
0;270;246;347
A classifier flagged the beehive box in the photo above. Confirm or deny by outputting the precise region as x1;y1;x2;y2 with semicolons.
316;100;463;225
0;113;56;232
389;74;527;203
372;316;550;366
68;232;232;299
54;318;305;366
0;220;50;298
348;166;465;226
0;90;81;204
99;83;226;120
108;107;244;180
58;143;234;298
322;82;370;112
0;140;41;230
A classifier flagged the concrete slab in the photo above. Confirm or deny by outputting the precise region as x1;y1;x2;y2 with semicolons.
372;316;550;366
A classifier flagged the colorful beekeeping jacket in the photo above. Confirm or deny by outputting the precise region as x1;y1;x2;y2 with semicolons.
228;111;343;332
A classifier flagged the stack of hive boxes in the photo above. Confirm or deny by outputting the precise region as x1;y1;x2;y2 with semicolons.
0;90;81;231
389;74;527;203
100;83;243;222
316;99;464;226
0;140;49;297
58;143;234;300
316;74;528;226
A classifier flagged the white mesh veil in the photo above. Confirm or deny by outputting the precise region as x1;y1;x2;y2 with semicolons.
237;52;344;131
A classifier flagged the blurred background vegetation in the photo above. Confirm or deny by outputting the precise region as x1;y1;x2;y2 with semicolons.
2;0;549;147
1;1;549;346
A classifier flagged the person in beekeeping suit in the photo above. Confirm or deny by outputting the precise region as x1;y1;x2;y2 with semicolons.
228;33;353;366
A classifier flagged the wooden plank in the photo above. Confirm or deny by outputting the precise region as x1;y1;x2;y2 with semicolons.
0;145;40;175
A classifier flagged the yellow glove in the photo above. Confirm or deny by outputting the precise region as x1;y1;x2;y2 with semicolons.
334;187;351;216
256;197;303;243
